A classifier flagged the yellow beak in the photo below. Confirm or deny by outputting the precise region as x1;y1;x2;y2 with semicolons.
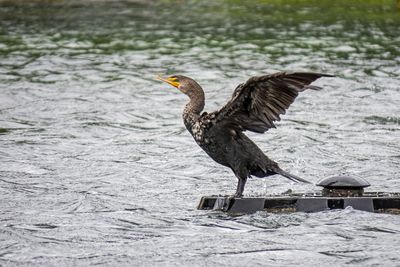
156;75;180;88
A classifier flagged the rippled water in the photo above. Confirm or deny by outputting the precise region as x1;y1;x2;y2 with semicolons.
1;1;400;265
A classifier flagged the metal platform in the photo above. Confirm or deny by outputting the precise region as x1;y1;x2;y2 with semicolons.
197;192;400;214
198;177;400;214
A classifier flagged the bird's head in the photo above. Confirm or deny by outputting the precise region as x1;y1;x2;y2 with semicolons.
157;75;203;98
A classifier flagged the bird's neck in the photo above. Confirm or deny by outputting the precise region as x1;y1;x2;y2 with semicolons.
183;91;205;130
185;90;205;115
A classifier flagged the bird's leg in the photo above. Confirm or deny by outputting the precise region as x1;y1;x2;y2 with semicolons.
234;176;247;198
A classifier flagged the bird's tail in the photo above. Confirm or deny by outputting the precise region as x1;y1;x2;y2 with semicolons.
275;168;312;184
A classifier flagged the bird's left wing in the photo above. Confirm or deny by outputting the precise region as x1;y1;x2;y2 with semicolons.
210;72;333;133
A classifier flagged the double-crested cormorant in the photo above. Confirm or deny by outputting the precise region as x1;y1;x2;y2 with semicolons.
158;72;332;197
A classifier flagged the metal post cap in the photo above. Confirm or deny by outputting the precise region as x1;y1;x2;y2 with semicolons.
317;176;370;189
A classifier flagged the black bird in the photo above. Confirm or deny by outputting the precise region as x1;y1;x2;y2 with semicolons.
158;72;332;197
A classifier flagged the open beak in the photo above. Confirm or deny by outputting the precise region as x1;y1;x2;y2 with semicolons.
156;75;180;88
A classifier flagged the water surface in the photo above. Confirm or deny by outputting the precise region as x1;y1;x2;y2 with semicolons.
1;1;400;265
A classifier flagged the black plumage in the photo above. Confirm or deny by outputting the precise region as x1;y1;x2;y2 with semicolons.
158;72;333;197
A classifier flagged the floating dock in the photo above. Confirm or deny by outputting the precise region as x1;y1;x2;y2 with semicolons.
198;193;400;214
198;176;400;214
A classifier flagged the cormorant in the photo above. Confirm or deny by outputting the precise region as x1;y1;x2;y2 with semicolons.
158;72;332;197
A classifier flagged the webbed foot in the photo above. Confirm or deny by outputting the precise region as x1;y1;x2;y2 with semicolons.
232;192;243;198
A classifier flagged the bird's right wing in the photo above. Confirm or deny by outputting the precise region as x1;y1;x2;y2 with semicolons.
212;72;333;133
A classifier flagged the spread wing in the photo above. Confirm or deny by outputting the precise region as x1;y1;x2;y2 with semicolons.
212;72;333;133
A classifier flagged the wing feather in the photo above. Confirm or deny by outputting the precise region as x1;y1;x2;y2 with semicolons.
211;71;333;133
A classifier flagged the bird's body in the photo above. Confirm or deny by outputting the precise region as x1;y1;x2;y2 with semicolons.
158;72;332;197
